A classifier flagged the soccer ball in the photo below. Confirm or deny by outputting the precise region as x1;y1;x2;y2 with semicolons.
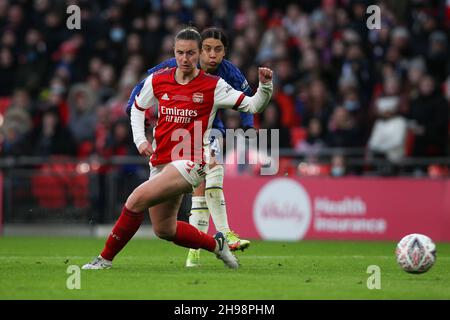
395;233;436;274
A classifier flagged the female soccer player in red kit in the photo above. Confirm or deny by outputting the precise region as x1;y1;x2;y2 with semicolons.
82;27;273;269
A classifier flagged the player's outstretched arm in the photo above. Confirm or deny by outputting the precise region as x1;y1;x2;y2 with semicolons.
214;67;273;114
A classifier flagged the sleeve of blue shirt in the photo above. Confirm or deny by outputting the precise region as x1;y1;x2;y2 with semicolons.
125;58;177;116
236;71;255;129
146;58;177;75
221;60;255;129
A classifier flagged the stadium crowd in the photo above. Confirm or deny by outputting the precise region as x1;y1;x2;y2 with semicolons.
0;0;449;177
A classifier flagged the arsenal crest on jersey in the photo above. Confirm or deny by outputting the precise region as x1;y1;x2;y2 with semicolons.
192;92;203;103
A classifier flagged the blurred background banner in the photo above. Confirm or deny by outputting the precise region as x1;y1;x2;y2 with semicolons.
221;176;450;241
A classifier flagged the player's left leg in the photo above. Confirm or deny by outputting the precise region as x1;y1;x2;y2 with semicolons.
205;163;251;252
185;182;210;267
185;161;251;266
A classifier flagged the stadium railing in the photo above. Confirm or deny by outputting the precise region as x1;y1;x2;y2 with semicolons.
0;149;448;227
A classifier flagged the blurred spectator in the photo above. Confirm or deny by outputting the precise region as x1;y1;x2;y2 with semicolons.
407;75;449;157
427;31;449;83
32;107;77;156
52;37;82;82
0;90;33;156
97;64;116;103
142;12;164;66
94;106;112;153
0;47;15;96
14;28;48;94
368;96;407;164
326;106;362;148
341;41;371;103
259;100;291;149
282;3;309;40
102;117;135;158
45;76;70;126
406;57;427;99
390;27;411;59
295;117;325;161
67;83;97;154
301;78;333;133
104;72;136;122
330;153;346;177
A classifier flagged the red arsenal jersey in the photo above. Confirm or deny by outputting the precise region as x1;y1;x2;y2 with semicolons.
133;67;246;166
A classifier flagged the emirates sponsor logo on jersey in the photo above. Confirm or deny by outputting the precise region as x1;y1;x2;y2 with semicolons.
161;106;198;117
160;106;198;123
192;92;203;103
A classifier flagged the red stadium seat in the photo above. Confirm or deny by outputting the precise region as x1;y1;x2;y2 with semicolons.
31;165;67;208
290;127;307;148
31;163;89;209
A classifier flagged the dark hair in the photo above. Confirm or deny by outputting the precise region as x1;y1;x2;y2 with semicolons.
201;27;228;48
175;27;202;49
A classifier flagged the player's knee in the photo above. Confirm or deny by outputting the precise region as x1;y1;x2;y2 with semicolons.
125;189;149;213
153;226;176;241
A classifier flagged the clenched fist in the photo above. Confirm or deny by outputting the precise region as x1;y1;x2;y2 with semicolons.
258;67;273;84
138;141;154;157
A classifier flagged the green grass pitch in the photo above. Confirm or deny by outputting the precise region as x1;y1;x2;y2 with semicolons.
0;237;449;299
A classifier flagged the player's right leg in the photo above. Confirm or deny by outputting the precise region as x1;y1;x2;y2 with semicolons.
185;181;210;267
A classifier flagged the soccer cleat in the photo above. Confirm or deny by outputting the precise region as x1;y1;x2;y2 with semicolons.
185;249;201;267
225;231;251;252
81;256;112;270
214;232;239;269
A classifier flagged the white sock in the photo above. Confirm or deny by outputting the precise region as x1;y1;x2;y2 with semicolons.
189;196;210;235
205;165;230;234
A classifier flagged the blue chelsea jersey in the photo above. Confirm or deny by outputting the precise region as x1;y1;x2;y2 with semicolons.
126;58;254;134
